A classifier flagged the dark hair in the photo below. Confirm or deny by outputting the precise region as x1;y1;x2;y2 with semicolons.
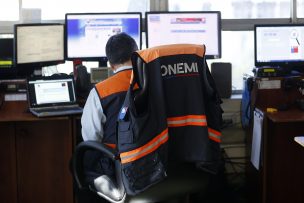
105;32;138;65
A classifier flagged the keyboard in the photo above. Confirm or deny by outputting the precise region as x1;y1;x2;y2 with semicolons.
30;105;83;117
33;106;82;113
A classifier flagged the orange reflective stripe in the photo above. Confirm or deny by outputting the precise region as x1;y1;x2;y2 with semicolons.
96;70;132;98
167;115;207;127
137;44;205;63
120;128;169;164
104;143;116;149
208;128;221;143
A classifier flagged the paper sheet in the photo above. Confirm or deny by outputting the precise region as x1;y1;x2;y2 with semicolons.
5;93;27;101
258;79;281;89
294;136;304;147
251;109;264;170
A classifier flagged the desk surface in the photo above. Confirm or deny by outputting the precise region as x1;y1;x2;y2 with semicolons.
265;108;304;123
0;101;68;122
262;110;304;203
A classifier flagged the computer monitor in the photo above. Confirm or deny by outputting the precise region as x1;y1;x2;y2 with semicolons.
14;23;65;76
0;37;16;79
255;24;304;68
65;12;142;66
146;11;221;59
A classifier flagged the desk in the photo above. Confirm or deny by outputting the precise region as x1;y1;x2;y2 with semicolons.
260;109;304;203
0;101;74;203
247;76;304;203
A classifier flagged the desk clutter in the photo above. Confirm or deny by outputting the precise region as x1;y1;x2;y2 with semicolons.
0;79;27;103
0;75;83;117
250;76;304;111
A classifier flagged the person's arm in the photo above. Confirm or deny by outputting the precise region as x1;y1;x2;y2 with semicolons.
81;88;106;142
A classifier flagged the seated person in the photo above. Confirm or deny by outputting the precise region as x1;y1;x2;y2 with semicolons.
80;33;138;191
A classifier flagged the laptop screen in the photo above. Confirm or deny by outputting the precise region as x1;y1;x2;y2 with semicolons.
28;76;77;108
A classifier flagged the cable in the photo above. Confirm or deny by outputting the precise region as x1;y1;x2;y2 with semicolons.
0;94;4;110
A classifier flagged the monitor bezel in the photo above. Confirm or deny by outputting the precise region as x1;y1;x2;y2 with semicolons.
13;23;65;77
145;11;222;59
254;23;304;68
64;12;142;63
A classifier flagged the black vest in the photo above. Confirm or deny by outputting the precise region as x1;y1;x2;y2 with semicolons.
95;69;132;145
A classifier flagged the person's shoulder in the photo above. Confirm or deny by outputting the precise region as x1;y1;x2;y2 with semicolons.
95;71;131;98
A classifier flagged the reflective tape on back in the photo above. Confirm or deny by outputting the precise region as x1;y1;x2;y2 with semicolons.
208;128;221;143
167;115;207;127
120;128;169;164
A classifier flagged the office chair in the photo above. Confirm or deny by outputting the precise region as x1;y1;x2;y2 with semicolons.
71;44;223;203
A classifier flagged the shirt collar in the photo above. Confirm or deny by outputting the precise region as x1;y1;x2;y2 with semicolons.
113;65;133;74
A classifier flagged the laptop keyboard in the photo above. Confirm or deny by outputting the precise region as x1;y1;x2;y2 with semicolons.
34;106;82;113
30;105;83;117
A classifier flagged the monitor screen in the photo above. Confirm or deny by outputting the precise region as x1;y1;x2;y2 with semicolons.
0;37;14;68
0;37;17;79
65;12;142;63
14;23;65;70
255;24;304;67
146;11;221;59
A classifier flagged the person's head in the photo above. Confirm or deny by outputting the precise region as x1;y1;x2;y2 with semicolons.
105;32;138;69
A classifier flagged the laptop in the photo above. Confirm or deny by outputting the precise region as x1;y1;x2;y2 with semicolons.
27;75;83;117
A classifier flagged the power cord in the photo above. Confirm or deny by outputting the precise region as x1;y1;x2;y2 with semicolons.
0;94;4;110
